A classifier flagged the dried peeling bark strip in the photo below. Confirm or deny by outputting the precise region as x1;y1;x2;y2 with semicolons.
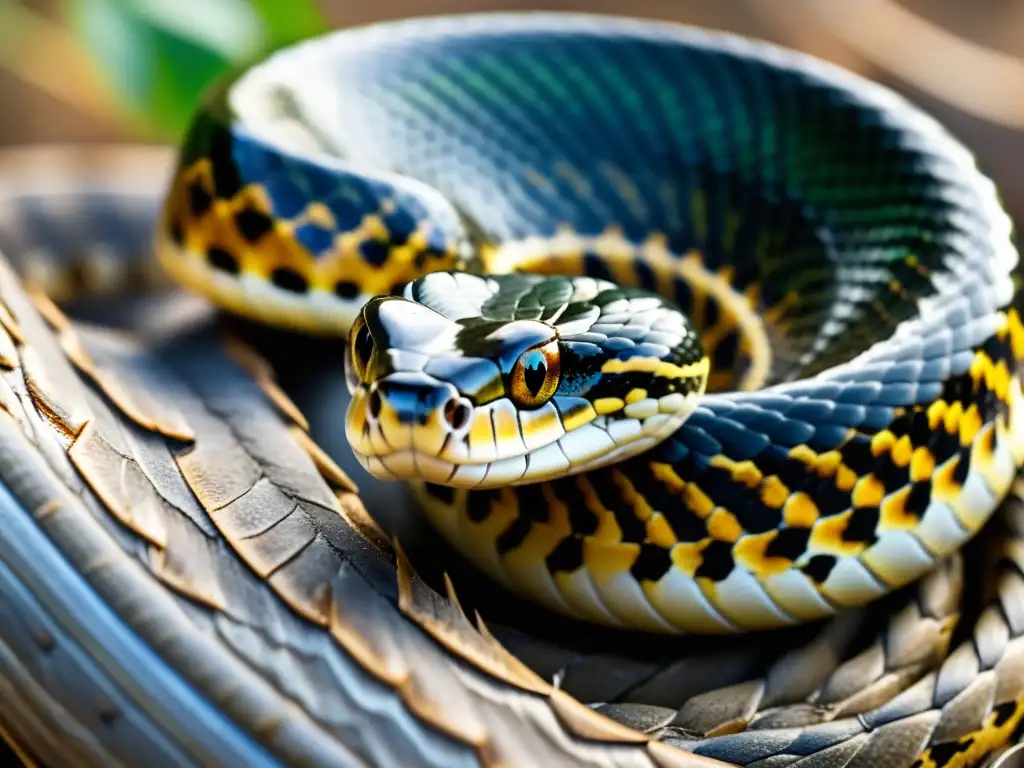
46;309;708;766
67;421;169;547
216;478;297;540
21;346;87;439
329;560;497;757
150;511;228;611
174;427;264;512
266;528;338;626
233;508;318;581
67;326;195;443
334;491;393;558
395;545;550;697
288;426;357;494
0;295;26;345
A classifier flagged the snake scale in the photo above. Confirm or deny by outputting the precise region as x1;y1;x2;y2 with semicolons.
1;11;1023;768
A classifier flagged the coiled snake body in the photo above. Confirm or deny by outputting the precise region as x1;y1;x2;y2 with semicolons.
3;12;1024;768
158;14;1024;635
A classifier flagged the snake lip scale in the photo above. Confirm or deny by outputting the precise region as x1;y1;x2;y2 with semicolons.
1;10;1023;768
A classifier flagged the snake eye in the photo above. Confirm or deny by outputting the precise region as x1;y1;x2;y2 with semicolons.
510;340;560;408
348;313;375;385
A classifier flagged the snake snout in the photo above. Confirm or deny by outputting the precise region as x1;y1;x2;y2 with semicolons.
347;370;477;481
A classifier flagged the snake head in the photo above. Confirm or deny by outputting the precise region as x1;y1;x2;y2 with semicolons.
345;272;708;489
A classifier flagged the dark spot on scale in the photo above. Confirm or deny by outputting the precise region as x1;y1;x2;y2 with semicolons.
1010;708;1024;744
952;448;972;487
811;479;852;519
169;217;184;245
210;129;242;198
905;480;931;517
235;206;274;242
695;539;734;581
801;554;837;584
631;543;672;582
424;483;454;504
515;484;550;524
496;515;532;554
840;437;875;475
388;281;408;296
778;457;811;493
359;238;390;266
414;246;450;271
546;536;584;573
334;280;361;300
188;180;213;216
993;700;1018;728
206;246;239;275
588;471;646;542
842;507;880;544
271;267;308;293
634;258;656;291
467;489;496;523
764;527;811;561
583;251;614;281
555;479;599;537
924;739;972;767
874;454;910;494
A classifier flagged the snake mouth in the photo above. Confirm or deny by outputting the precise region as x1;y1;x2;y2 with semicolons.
345;371;704;489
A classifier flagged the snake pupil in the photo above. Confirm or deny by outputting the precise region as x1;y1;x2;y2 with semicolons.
509;341;561;408
523;358;547;396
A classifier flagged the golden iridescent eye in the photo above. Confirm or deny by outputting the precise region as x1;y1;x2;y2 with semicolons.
510;340;560;408
348;313;375;384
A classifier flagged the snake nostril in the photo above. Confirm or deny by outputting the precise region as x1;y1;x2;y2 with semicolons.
368;388;382;420
443;398;471;431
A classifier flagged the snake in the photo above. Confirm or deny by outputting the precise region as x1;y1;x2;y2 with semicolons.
156;12;1024;637
3;11;1024;768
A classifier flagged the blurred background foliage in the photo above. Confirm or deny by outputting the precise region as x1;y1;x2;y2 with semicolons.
0;0;1023;221
1;0;330;138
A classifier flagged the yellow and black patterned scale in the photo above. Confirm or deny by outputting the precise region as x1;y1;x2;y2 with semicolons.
156;13;1024;641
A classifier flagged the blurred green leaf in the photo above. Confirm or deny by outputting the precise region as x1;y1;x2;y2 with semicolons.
64;0;328;139
246;0;328;50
